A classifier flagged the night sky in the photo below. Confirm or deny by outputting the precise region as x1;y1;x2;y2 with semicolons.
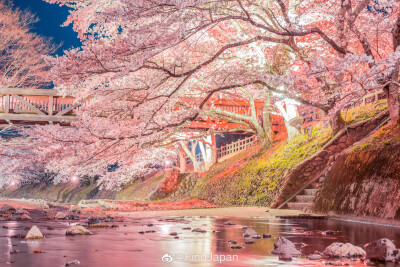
12;0;81;55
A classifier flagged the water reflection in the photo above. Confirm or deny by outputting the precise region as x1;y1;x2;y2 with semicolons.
0;215;399;266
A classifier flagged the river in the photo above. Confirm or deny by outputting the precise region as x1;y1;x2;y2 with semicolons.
1;210;399;266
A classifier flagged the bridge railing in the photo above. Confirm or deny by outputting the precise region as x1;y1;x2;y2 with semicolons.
0;95;76;114
299;90;386;124
217;135;258;159
179;98;264;117
0;87;79;123
354;90;385;107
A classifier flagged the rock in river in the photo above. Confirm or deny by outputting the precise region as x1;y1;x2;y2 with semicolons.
87;217;101;225
68;214;79;220
69;205;82;213
55;212;68;220
323;242;366;258
364;238;398;262
26;225;44;239
279;254;292;261
192;228;206;233
66;226;93;236
307;254;322;260
272;237;301;256
263;233;272;238
21;214;32;220
0;204;16;214
243;228;261;239
65;260;80;266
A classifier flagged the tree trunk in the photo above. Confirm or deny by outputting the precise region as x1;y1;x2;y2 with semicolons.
284;121;299;140
191;141;200;172
385;84;400;126
262;90;273;146
211;134;217;164
179;141;199;172
178;146;186;173
331;109;345;133
275;100;300;141
256;133;271;149
387;14;400;126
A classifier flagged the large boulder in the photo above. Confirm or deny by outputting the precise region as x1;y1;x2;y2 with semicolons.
323;243;366;258
272;237;301;256
364;238;398;262
66;226;93;236
25;225;44;239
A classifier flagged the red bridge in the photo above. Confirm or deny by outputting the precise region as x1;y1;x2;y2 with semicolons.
177;97;287;138
0;87;288;138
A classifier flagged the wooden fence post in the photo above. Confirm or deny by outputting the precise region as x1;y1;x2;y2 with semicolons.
5;94;9;113
48;96;54;115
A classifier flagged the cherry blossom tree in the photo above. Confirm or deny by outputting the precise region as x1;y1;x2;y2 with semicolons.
0;126;36;188
27;0;400;186
0;0;56;88
0;0;58;187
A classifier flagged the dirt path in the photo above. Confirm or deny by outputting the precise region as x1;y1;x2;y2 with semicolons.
112;206;304;218
0;199;49;209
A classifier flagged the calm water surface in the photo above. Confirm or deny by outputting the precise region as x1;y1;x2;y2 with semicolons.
1;211;399;267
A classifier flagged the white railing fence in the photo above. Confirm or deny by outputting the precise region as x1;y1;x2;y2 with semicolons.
217;135;258;159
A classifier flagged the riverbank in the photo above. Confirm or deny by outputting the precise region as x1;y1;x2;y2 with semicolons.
2;198;400;228
0;198;50;209
0;197;303;217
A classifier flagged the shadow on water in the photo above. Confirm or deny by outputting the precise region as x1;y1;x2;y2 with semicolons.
1;213;399;266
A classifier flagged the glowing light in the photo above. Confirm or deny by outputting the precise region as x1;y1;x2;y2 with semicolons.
165;160;172;166
11;182;15;186
72;176;78;182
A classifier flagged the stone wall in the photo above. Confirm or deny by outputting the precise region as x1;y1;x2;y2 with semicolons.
314;144;400;219
272;110;389;208
149;170;182;200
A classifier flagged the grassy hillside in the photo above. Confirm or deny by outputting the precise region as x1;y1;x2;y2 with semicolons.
116;173;165;200
187;125;332;206
0;173;165;204
342;99;387;124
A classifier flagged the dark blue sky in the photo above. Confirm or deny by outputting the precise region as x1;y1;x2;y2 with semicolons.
12;0;81;55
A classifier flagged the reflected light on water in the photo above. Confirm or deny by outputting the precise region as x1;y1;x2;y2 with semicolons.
0;215;399;266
